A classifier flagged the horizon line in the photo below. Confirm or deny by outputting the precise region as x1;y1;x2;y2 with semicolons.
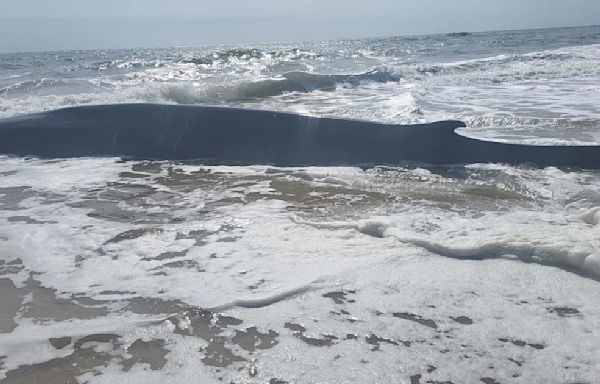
0;23;598;55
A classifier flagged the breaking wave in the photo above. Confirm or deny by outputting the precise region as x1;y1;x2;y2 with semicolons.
182;47;321;66
0;78;69;94
412;44;600;83
161;68;400;103
303;206;600;278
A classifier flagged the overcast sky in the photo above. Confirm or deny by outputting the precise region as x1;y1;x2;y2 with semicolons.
1;0;599;53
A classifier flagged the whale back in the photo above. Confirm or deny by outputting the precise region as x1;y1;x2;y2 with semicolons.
0;103;598;168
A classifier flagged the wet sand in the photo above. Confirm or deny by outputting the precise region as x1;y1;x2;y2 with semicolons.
1;159;599;383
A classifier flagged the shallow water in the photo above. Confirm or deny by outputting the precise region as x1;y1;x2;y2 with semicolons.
1;158;600;383
1;25;600;383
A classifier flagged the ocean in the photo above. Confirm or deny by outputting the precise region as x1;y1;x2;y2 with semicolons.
1;25;600;383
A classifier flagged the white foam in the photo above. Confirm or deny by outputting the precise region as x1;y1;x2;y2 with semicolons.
232;254;600;384
3;32;600;383
2;41;599;146
579;207;600;225
0;313;160;373
2;158;600;383
0;157;129;191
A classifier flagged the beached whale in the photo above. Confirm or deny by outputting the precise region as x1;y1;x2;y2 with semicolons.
0;103;599;169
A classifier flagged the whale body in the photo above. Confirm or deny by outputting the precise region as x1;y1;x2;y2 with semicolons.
0;103;599;169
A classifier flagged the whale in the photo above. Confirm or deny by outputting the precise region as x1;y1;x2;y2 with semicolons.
0;103;599;169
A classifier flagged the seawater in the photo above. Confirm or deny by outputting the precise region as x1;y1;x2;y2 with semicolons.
1;26;600;383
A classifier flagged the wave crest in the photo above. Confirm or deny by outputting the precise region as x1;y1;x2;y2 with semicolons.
160;68;400;103
182;48;321;67
413;44;600;83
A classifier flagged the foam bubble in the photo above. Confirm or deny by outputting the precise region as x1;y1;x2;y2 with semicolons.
579;207;600;225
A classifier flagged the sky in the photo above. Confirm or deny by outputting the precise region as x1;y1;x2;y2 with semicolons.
1;0;600;53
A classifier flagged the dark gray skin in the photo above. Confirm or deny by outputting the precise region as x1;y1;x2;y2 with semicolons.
0;103;598;169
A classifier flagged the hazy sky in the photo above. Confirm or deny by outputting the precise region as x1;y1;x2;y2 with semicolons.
1;0;599;53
